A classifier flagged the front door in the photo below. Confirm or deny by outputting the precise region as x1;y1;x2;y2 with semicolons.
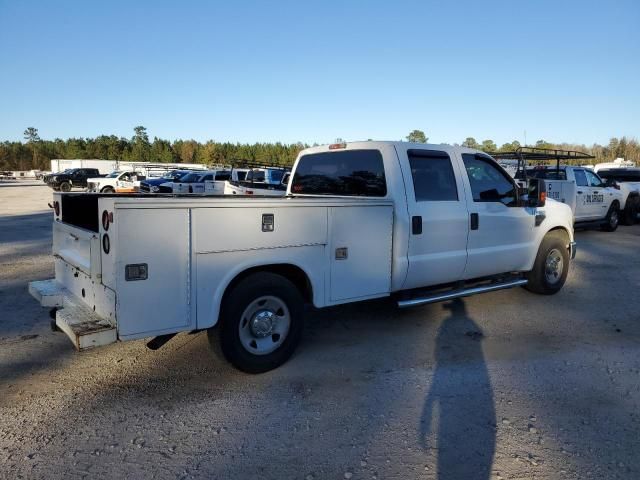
459;152;535;279
400;146;470;290
585;169;609;219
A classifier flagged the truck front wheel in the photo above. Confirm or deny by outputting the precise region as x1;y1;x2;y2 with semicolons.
59;182;71;192
210;272;304;373
525;231;570;295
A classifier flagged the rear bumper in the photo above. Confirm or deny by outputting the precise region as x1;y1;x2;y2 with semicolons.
29;279;117;351
570;241;577;260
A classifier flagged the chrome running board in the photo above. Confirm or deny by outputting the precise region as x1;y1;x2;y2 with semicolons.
397;278;528;308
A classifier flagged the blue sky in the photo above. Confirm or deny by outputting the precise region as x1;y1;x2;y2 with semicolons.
1;0;638;146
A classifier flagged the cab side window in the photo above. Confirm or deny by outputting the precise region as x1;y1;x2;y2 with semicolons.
573;170;588;187
462;154;517;206
408;150;458;201
585;170;604;188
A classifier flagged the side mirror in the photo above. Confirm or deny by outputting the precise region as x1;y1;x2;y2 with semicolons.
527;178;546;207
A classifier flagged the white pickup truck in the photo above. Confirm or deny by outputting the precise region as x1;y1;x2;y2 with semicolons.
30;142;575;373
527;165;625;230
593;167;640;225
87;170;146;194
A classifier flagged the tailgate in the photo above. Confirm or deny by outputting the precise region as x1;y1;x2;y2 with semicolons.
53;221;101;279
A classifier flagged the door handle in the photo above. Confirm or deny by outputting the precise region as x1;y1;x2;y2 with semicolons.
412;216;422;235
470;213;479;230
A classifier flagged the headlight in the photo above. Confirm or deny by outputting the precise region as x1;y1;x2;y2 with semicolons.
151;186;159;192
51;176;57;181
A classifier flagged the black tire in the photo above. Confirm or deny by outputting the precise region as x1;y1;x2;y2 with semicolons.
525;231;570;295
600;202;620;232
621;198;638;226
210;272;304;373
59;182;71;192
101;186;115;193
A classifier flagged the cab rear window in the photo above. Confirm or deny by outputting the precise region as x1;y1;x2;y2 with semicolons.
290;150;387;196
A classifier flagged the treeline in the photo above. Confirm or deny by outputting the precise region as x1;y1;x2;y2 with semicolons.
2;126;638;171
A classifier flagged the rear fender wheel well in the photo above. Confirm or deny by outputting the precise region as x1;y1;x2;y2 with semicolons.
221;264;313;307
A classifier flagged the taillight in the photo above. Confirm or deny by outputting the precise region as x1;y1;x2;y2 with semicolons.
102;210;110;231
329;142;347;150
102;234;110;254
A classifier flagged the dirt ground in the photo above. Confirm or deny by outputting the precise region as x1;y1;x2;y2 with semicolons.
1;184;640;480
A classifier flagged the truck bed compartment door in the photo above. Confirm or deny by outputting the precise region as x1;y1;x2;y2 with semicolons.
116;208;192;338
329;206;393;303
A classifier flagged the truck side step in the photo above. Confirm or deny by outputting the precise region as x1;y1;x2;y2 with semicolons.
146;333;177;351
29;279;66;307
397;277;528;308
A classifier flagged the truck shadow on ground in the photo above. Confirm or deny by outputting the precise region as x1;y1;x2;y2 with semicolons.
419;299;496;480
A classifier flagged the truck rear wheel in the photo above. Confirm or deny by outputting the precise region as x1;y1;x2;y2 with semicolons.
525;231;570;295
210;272;304;373
101;186;115;193
59;182;71;192
622;198;638;225
600;203;620;231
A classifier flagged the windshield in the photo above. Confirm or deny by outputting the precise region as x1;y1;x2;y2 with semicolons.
107;171;121;178
180;172;200;183
246;170;266;182
161;170;180;179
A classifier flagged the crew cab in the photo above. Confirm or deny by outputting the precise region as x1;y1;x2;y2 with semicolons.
528;165;624;230
46;168;104;191
593;167;640;225
87;170;146;194
30;142;575;373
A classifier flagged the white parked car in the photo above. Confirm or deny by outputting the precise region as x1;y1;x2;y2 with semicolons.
223;167;289;196
594;167;640;224
30;141;575;373
162;170;232;194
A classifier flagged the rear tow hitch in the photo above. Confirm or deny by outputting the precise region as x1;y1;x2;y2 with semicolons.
49;308;61;332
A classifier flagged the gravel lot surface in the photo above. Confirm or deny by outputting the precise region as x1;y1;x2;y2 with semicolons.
1;185;640;479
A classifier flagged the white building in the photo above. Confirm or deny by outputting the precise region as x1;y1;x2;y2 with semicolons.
50;159;207;175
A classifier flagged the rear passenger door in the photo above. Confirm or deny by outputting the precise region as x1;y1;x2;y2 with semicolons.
399;146;470;289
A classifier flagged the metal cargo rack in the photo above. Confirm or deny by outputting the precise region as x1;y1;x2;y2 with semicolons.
489;147;595;180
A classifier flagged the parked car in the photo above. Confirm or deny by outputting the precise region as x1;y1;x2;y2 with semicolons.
595;167;640;224
139;170;191;193
223;167;290;196
30;141;574;373
161;170;231;194
87;170;146;193
45;168;104;191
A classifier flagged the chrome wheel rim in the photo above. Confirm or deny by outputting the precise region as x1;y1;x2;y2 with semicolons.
238;296;290;355
545;248;564;285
